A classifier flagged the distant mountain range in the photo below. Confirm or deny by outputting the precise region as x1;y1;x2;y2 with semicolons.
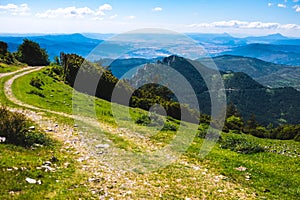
1;33;300;65
0;33;102;60
220;43;300;66
105;55;299;90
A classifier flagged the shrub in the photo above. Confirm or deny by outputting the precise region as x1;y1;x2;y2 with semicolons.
223;115;244;133
0;106;52;147
135;114;151;125
45;65;63;80
30;77;44;89
27;89;45;98
220;134;265;154
294;134;300;142
161;122;177;131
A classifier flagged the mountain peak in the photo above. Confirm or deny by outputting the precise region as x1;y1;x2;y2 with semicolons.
266;33;287;39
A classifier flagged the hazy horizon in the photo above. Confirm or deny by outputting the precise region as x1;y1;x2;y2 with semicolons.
1;1;300;37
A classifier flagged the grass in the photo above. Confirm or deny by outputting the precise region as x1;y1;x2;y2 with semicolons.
0;63;21;73
4;66;300;199
0;143;92;199
187;134;300;199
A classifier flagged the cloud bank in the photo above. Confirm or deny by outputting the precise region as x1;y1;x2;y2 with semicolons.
35;4;112;19
0;3;30;16
189;20;300;30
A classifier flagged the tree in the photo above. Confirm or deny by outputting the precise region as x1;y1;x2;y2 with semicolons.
16;39;49;66
226;102;241;118
0;41;15;64
243;114;259;134
0;41;8;55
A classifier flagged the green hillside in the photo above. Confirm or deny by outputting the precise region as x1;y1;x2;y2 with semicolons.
0;64;299;199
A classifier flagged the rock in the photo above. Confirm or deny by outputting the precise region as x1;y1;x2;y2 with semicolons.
46;127;53;132
26;177;41;184
51;156;59;163
234;166;247;171
33;143;43;147
0;137;6;143
20;167;27;171
43;161;52;166
95;144;110;148
41;165;55;172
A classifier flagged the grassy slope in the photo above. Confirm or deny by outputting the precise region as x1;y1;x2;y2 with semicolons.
0;144;91;199
0;67;94;199
0;63;22;73
4;66;300;199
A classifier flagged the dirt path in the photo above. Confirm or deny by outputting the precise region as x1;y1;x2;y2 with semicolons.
1;67;257;199
0;66;34;78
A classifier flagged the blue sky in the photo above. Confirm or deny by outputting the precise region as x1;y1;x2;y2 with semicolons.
0;0;300;36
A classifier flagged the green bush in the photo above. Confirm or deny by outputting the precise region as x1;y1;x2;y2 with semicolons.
135;114;151;125
30;77;44;89
220;134;265;154
161;121;177;131
27;89;45;98
45;65;63;80
0;106;52;147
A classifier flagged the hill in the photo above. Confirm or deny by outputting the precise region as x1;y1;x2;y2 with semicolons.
129;55;300;125
0;33;102;60
221;43;300;66
200;55;300;89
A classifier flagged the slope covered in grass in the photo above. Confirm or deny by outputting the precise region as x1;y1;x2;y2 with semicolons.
8;66;300;199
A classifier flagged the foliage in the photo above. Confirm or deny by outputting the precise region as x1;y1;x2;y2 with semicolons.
135;114;151;125
30;77;44;89
161;121;178;131
0;41;16;64
219;134;265;154
272;124;300;140
0;106;51;147
0;41;8;55
16;39;49;66
27;89;45;98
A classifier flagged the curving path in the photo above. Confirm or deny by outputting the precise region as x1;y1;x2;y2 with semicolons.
0;66;34;78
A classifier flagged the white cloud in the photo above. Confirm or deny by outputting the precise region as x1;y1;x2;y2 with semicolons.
99;4;112;11
109;14;118;19
268;3;273;7
0;3;30;16
126;15;135;20
188;20;300;30
36;4;112;18
153;7;163;12
293;5;300;12
277;3;287;8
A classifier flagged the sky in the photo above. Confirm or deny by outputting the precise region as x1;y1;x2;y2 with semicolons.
0;0;300;37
